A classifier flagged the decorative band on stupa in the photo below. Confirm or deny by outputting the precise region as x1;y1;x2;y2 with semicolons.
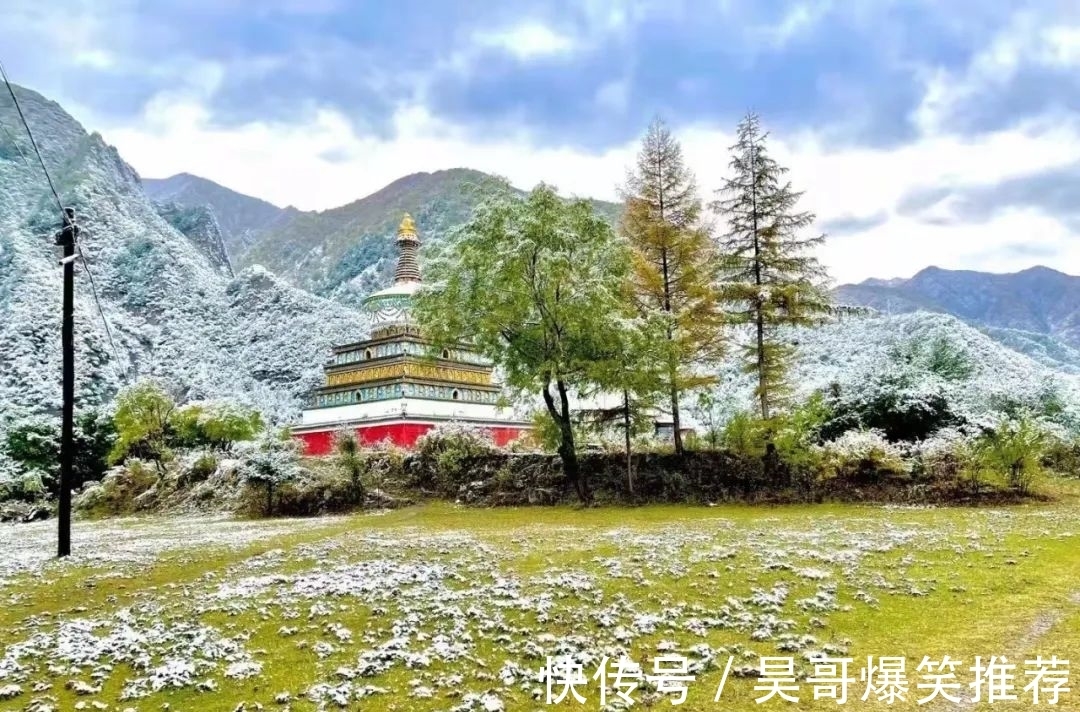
394;213;421;284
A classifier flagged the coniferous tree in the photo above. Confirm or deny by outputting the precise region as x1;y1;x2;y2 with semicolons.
713;112;831;420
620;118;725;455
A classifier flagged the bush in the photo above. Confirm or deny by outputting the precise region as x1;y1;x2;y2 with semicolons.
975;414;1049;494
720;395;830;476
821;429;909;482
910;428;972;483
412;423;497;494
721;411;767;458
0;468;50;503
333;430;366;501
1042;436;1080;478
822;375;957;443
238;433;302;514
268;469;355;516
75;460;160;516
180;451;219;487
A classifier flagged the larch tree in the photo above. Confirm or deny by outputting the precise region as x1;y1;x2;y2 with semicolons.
713;112;831;420
414;182;632;503
620;117;725;455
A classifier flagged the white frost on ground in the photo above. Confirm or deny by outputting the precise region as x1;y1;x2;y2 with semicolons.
0;510;1075;710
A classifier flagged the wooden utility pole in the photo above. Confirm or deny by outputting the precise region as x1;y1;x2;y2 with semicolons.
55;207;78;558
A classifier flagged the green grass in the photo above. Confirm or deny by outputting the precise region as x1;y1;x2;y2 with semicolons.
2;485;1079;711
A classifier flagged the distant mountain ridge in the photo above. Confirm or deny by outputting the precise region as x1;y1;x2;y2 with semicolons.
147;168;622;305
143;173;297;259
834;265;1080;370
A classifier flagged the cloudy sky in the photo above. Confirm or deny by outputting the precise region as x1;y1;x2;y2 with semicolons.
3;0;1079;283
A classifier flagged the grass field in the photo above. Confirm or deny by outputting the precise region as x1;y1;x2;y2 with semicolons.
1;486;1079;711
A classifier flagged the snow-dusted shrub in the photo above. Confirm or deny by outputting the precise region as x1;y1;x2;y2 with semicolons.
1041;435;1080;478
74;461;160;516
721;411;766;457
910;427;973;482
412;423;496;494
821;429;909;481
821;371;957;443
333;430;366;501
268;467;354;517
720;395;829;471
237;434;303;514
178;449;219;487
358;440;407;494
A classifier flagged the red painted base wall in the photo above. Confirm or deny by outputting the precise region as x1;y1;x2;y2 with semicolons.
293;422;529;456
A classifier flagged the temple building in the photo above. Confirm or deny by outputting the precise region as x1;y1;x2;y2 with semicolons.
292;214;531;454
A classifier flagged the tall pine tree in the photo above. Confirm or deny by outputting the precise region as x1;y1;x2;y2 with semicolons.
713;112;831;420
621;118;725;455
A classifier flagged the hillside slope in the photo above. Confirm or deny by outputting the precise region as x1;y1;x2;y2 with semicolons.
143;173;295;259
0;86;367;434
704;311;1080;429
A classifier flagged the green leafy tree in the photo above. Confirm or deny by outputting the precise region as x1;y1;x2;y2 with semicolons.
620;118;725;454
172;402;263;450
110;381;176;473
415;182;631;503
713;112;831;420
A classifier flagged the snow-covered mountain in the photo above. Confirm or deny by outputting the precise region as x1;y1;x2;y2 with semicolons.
835;266;1080;353
0;85;367;432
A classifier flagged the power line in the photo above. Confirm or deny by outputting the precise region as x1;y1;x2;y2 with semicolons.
0;61;63;215
0;114;32;168
1;66;124;375
77;242;123;367
0;62;124;372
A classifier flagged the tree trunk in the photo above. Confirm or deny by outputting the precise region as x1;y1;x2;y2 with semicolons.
669;381;684;455
755;310;768;420
623;389;634;496
266;482;274;515
749;127;769;421
542;379;589;504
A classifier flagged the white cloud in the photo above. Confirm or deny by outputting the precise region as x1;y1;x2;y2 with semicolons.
79;74;1080;286
472;22;577;60
913;9;1080;134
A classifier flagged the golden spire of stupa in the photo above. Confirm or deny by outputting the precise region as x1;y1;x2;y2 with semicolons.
397;213;418;239
394;213;421;283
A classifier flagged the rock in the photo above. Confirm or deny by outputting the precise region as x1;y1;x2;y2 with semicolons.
0;501;52;524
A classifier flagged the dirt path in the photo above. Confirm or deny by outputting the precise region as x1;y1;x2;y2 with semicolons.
926;590;1079;710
